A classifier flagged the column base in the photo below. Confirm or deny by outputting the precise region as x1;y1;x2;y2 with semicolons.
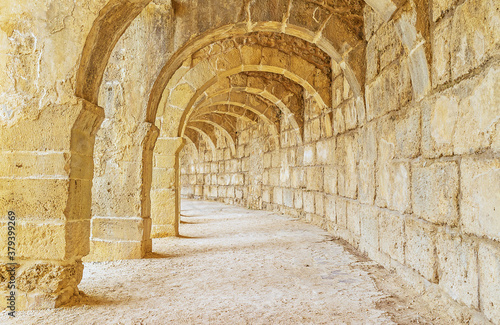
83;239;152;262
151;224;178;238
83;216;152;261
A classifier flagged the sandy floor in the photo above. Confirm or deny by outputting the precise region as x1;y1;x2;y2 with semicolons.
2;199;459;324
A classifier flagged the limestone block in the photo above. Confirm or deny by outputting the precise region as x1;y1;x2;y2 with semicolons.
91;217;150;242
315;193;325;217
325;195;336;222
261;47;289;70
241;45;262;66
405;218;438;282
154;155;176;168
0;178;72;221
269;169;280;187
358;123;377;204
344;134;359;199
421;95;456;158
14;261;83;300
376;121;411;213
366;35;379;83
359;204;379;258
451;0;500;80
461;157;500;242
283;188;294;208
2;222;63;260
291;168;306;189
432;16;452;86
331;76;344;109
169;83;195;109
379;210;405;264
152;167;176;189
454;66;500;155
366;58;411;121
271;150;281;168
210;186;218;198
333;108;345;135
289;55;316;85
315;139;331;165
343;99;358;131
250;0;289;22
364;5;385;41
303;144;315;166
335;197;347;229
309;118;321;142
227;186;235;198
151;189;176;221
436;230;479;308
303;191;315;214
378;21;404;72
394;105;421;159
273;187;283;205
87;239;150;262
412;160;459;226
323;165;337;195
306;167;323;192
347;201;361;237
478;242;500;324
0;151;70;179
294;190;303;210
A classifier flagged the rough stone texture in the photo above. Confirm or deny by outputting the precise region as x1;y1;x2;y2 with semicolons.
460;157;500;242
1;0;499;322
478;242;500;324
412;160;459;226
436;230;479;308
405;218;438;282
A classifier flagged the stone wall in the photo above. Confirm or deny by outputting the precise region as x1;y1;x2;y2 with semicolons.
180;1;500;323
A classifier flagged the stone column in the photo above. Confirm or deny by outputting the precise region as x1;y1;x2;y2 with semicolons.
0;98;104;309
151;137;186;237
86;122;159;261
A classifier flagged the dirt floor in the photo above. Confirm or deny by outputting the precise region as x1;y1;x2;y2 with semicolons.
1;200;472;324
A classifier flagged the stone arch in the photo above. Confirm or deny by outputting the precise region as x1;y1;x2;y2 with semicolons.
193;102;280;142
147;23;364;124
193;87;304;145
186;125;217;159
188;118;237;156
75;0;151;104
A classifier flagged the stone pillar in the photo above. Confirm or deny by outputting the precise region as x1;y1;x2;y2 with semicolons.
151;137;186;237
86;122;159;261
0;98;104;309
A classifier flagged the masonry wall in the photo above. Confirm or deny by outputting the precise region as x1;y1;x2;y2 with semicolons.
180;1;500;323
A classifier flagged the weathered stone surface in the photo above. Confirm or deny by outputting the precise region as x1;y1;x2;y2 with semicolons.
432;16;452;86
412;160;459;226
377;115;411;210
405;218;438;282
461;157;500;242
436;230;479;308
450;0;500;80
379;210;405;264
359;204;379;258
478;242;500;324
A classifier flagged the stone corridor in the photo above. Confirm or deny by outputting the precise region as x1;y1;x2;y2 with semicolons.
0;199;473;324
